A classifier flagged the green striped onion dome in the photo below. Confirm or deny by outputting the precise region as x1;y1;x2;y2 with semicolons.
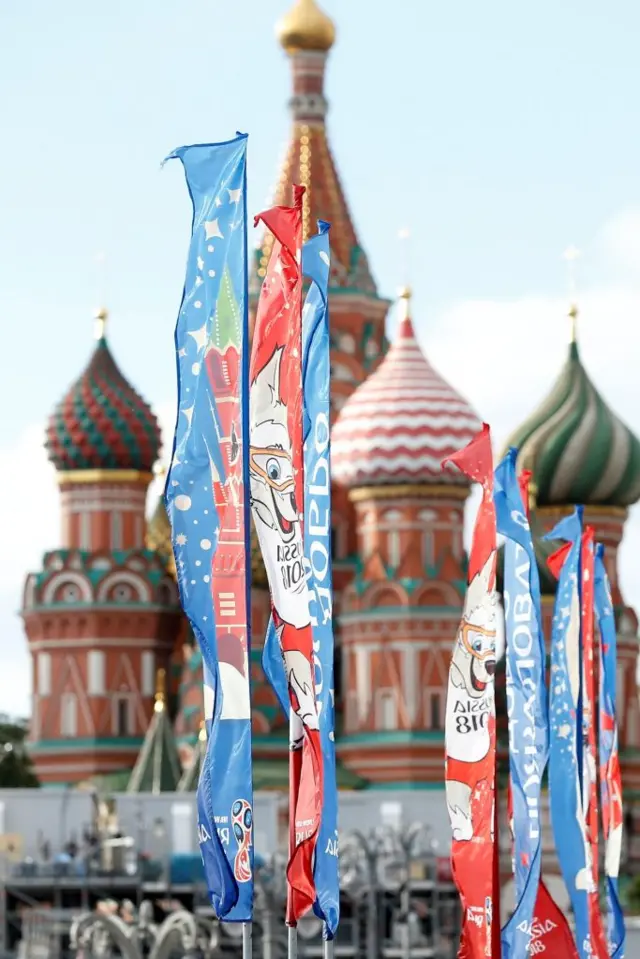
45;311;161;472
507;338;640;508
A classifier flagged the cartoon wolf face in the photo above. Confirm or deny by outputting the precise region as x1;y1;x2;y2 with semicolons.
249;347;297;544
250;346;309;629
451;555;497;698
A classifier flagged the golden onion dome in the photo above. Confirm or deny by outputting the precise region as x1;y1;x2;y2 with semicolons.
147;494;176;579
276;0;336;54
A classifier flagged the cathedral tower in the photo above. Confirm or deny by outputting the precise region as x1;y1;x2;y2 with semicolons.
22;310;182;785
331;289;482;784
260;0;390;426
254;0;392;586
505;307;640;795
246;0;392;758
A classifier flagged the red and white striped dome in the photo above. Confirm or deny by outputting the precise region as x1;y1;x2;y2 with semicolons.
331;289;481;487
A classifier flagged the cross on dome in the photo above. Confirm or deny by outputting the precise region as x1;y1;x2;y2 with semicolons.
94;306;108;341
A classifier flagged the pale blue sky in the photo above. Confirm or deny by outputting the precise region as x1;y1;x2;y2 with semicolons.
2;0;640;442
3;0;640;716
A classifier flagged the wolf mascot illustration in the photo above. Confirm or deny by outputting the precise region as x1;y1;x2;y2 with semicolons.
446;554;498;841
249;346;319;744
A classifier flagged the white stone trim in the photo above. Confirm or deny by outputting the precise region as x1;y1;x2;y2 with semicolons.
41;572;93;605
96;571;151;603
29;637;173;651
339;608;461;626
340;757;443;769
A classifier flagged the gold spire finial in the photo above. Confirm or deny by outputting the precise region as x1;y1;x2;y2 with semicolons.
568;302;579;344
94;307;108;341
397;228;413;324
563;245;581;343
154;668;166;713
276;0;336;55
397;285;412;322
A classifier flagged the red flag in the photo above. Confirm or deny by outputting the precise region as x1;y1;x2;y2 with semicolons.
507;750;576;957
517;468;533;521
580;529;609;958
250;186;323;922
531;881;580;957
547;541;572;580
442;424;499;959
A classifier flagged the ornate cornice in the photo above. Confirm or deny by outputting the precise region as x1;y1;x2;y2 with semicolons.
57;469;154;487
348;484;469;503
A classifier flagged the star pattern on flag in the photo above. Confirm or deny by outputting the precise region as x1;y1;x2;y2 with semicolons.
188;322;209;351
204;219;224;240
168;164;245;626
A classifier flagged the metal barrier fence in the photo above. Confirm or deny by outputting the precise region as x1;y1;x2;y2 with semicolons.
9;826;460;959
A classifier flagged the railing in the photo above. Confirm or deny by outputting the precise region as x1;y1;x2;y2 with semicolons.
8;826;461;959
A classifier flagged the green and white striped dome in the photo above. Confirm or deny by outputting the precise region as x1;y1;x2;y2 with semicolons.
507;337;640;509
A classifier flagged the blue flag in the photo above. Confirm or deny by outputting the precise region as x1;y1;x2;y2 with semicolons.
164;135;253;921
494;449;548;959
302;222;339;939
261;219;332;722
594;545;625;959
544;508;591;959
260;221;338;935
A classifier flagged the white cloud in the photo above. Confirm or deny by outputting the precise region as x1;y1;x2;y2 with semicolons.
599;209;640;276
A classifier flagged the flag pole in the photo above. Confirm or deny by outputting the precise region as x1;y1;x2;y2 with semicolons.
288;924;298;959
242;921;252;959
323;937;335;959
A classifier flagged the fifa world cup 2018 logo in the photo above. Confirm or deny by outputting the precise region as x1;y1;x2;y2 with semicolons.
231;799;252;883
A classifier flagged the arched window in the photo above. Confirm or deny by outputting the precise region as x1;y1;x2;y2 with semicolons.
339;333;355;354
61;693;77;737
422;530;435;567
360;522;375;558
142;652;156;697
37;653;51;696
429;691;444;730
113;695;133;736
87;651;105;696
377;690;396;730
80;513;91;551
388;530;401;569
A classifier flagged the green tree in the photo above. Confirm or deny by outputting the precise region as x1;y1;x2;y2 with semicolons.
0;717;39;788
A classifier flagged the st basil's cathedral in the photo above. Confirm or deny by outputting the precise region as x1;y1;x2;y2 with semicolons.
21;0;640;841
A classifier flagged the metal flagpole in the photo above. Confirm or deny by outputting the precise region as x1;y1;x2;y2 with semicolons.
242;921;252;959
288;924;298;959
323;935;335;959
